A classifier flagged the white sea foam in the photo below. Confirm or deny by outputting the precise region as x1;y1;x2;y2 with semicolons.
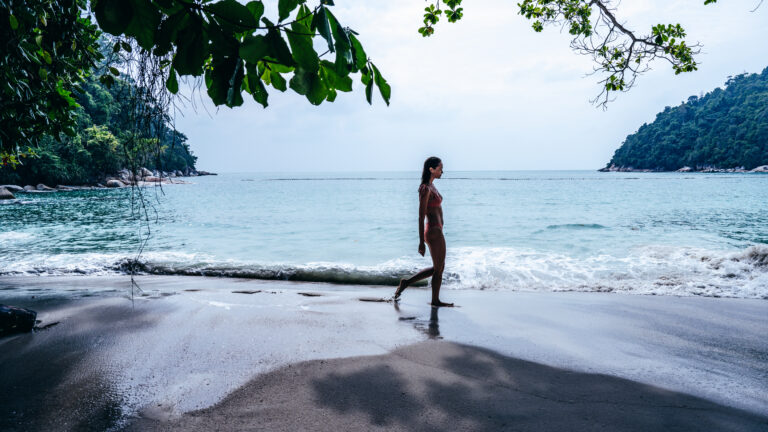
0;231;33;242
1;245;766;299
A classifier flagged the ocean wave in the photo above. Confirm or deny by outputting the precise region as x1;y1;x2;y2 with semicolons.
1;245;766;299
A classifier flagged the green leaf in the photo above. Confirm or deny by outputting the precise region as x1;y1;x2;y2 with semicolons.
289;67;327;105
173;18;208;76
93;0;134;35
371;63;390;105
365;76;373;105
240;35;270;63
278;0;303;22
348;33;367;71
41;50;52;65
9;14;18;30
206;0;258;30
320;60;351;91
311;6;334;53
166;67;179;94
287;8;319;72
154;11;187;56
270;69;287;91
265;28;294;66
246;1;265;22
124;0;162;50
326;10;352;74
246;63;268;107
109;66;120;76
38;68;48;81
226;59;245;107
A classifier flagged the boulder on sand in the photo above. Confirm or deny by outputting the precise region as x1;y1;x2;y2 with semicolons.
0;187;15;200
23;185;36;191
36;183;55;191
750;165;768;173
106;179;125;188
0;304;37;335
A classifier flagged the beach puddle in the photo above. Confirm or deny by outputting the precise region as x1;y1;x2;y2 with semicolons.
232;290;261;294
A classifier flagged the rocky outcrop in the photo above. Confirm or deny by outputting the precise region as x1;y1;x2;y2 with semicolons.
600;164;757;173
23;185;36;191
0;187;15;200
106;179;126;188
750;165;768;172
36;183;55;191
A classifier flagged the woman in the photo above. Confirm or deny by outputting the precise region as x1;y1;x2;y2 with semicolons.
394;157;453;307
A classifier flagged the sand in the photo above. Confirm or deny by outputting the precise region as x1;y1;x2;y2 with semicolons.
1;275;766;431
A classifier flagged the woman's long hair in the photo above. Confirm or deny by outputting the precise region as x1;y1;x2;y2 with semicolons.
421;157;441;185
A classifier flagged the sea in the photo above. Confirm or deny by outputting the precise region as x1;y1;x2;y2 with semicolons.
1;171;767;299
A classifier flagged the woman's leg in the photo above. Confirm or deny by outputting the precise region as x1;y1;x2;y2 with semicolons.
426;229;452;306
394;267;433;299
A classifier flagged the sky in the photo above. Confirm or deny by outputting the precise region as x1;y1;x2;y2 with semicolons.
173;0;768;173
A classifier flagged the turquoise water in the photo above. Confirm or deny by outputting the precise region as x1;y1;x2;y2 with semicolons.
1;171;767;298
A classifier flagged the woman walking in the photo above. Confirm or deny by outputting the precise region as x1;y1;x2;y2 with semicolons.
394;157;453;307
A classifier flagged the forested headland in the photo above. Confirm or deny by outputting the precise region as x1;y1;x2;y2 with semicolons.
0;58;197;187
603;67;768;172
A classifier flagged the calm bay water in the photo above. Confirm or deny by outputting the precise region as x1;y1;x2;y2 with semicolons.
1;171;767;298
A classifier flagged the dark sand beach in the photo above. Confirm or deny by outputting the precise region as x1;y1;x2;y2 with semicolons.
1;275;767;431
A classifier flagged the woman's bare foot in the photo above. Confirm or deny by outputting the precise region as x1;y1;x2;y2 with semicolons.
394;279;407;300
430;300;454;307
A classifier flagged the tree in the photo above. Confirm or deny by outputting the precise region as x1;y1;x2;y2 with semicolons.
1;0;102;166
419;0;724;106
605;67;768;170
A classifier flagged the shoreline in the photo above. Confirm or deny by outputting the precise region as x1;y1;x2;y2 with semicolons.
1;275;767;430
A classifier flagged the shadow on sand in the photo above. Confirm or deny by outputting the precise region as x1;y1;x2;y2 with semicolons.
133;338;768;432
0;299;156;432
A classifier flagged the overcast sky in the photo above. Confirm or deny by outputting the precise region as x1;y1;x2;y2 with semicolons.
173;0;768;173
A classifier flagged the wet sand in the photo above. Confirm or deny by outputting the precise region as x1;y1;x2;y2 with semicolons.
1;275;767;431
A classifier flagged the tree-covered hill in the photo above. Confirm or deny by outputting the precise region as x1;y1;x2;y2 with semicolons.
0;68;196;186
605;67;768;171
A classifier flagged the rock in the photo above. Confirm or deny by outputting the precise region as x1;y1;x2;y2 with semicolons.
0;185;23;193
97;183;106;188
106;179;125;188
23;185;36;191
56;185;75;191
141;167;153;178
676;166;692;172
750;165;768;173
197;170;217;176
175;170;183;177
0;187;15;200
36;183;55;191
0;304;37;335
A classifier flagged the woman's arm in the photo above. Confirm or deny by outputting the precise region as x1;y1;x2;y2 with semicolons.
418;185;430;255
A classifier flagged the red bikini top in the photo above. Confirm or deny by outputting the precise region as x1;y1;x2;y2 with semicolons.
419;184;442;207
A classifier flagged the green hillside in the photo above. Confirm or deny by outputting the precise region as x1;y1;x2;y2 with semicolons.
605;67;768;171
